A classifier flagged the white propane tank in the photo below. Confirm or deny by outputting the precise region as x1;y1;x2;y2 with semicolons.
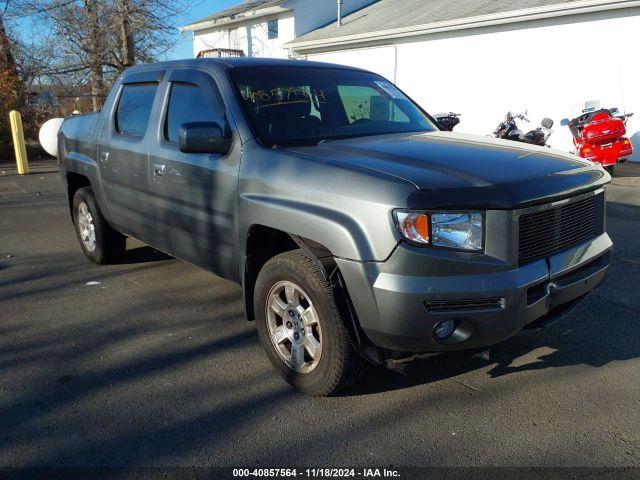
38;118;64;158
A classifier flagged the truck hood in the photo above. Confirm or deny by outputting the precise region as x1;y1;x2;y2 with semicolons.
287;131;609;209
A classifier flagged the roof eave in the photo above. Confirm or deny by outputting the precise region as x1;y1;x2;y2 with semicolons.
287;0;640;53
181;5;291;33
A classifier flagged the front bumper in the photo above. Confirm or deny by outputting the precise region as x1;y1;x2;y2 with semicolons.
336;232;611;353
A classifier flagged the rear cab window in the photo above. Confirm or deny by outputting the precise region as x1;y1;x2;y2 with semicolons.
115;83;158;137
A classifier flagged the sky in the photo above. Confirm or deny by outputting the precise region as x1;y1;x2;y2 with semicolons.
168;0;240;60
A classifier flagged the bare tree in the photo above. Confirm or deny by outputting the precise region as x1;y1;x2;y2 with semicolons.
117;0;134;68
84;0;106;109
0;1;21;105
1;0;24;151
15;0;189;111
104;0;186;70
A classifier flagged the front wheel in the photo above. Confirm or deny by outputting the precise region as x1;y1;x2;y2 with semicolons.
254;251;368;396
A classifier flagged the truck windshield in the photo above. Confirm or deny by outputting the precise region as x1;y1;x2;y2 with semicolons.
230;66;437;147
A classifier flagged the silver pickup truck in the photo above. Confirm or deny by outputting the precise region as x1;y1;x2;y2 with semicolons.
58;58;612;395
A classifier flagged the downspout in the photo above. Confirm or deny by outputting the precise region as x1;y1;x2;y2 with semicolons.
393;45;398;83
246;24;253;57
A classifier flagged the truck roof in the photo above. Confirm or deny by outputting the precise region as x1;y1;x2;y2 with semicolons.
121;57;369;75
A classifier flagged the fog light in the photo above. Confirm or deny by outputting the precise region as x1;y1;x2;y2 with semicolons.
434;320;456;340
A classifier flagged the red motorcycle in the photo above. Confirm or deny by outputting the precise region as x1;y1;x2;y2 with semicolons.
564;107;633;173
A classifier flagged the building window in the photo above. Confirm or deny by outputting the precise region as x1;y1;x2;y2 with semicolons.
268;19;278;39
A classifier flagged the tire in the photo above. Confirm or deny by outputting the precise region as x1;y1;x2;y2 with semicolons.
254;250;368;396
605;165;615;175
72;187;126;264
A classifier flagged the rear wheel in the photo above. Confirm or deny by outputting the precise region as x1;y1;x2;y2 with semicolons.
254;250;368;396
73;187;126;264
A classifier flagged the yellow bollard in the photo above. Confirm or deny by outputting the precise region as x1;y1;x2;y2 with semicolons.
9;110;29;175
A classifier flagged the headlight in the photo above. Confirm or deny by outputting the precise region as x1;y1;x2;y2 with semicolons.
431;212;483;251
394;210;483;251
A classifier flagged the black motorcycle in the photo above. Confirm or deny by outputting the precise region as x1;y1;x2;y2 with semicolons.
434;112;461;131
494;111;554;147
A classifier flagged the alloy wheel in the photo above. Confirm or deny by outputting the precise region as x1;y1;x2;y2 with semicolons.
265;280;322;373
77;201;96;252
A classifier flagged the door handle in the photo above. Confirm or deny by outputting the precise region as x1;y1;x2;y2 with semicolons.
153;163;166;177
100;151;109;163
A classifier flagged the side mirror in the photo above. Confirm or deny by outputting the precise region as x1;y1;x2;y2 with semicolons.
541;117;554;129
178;122;230;155
560;118;570;127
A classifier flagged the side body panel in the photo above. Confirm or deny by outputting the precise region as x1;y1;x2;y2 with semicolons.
96;70;165;239
146;67;241;279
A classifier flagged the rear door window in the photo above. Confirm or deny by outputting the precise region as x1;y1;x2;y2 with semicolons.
115;83;158;137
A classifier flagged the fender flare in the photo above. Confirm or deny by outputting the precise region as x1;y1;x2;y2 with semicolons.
239;193;379;262
61;152;111;220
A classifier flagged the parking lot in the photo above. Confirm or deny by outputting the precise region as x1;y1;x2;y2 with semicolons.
1;160;639;468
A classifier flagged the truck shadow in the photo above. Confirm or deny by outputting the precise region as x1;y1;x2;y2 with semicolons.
119;245;173;264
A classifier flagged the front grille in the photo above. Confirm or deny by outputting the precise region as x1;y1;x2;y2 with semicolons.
518;193;603;265
424;298;505;312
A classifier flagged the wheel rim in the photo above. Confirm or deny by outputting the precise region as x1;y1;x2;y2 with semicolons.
266;280;322;373
77;201;96;253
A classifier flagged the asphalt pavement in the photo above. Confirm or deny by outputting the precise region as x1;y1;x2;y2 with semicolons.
1;160;639;469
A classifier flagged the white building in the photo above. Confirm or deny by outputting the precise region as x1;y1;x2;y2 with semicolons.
180;0;375;59
285;0;640;160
